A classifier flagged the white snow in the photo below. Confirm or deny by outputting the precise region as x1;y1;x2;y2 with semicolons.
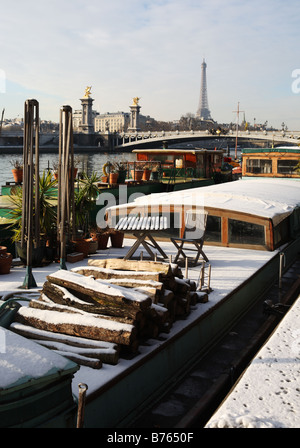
0;327;76;389
0;234;299;427
205;295;300;428
107;178;300;226
17;305;134;333
50;269;150;303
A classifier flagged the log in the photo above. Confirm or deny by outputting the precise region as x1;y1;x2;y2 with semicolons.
31;294;138;326
32;339;117;365
72;266;164;283
196;292;209;303
88;258;172;276
15;306;137;346
42;281;143;321
53;350;102;369
47;270;152;311
10;322;119;351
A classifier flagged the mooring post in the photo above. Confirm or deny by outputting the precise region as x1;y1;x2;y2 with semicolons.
20;99;40;289
58;106;74;270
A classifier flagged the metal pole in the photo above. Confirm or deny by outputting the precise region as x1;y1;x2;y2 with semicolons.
20;99;40;289
279;252;285;290
58;106;74;270
76;383;88;428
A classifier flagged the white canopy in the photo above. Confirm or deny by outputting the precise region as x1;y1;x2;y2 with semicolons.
107;178;300;226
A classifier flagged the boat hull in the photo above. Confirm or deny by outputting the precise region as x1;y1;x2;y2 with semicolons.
81;237;300;427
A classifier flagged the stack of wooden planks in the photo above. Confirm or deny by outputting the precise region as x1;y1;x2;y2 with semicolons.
11;259;208;369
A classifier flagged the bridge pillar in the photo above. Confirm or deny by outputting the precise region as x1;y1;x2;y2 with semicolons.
79;87;94;134
128;97;141;132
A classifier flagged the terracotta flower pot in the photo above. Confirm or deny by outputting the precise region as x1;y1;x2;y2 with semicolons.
110;231;124;248
72;238;90;258
0;253;13;275
142;169;151;181
131;170;143;181
88;239;98;254
0;246;7;254
12;169;23;183
109;173;119;184
97;232;109;250
69;168;78;180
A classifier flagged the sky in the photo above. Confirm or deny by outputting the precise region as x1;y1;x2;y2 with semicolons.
1;0;300;130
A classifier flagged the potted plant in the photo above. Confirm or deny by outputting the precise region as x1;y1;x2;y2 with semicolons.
114;160;127;184
52;162;59;179
90;227;110;250
0;252;13;275
151;164;160;181
109;229;124;248
70;156;80;180
130;164;144;181
52;156;80;180
142;163;151;181
72;171;101;256
10;159;23;183
108;163;119;184
9;170;58;266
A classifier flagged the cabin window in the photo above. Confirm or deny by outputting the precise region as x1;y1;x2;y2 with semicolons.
246;159;272;174
228;219;265;246
205;215;222;242
273;219;289;247
277;159;299;175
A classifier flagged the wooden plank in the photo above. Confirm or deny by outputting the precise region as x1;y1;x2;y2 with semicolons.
47;270;152;311
72;266;162;283
87;258;172;276
31;293;139;326
42;281;143;320
15;306;137;346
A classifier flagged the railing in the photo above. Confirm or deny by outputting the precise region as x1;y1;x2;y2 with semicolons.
113;129;300;148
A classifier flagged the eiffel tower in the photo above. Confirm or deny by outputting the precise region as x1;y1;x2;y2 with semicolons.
196;59;212;120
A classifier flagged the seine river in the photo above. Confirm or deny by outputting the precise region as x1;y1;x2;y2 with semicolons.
0;150;136;189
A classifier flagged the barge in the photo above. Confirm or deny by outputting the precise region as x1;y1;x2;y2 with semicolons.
0;178;299;428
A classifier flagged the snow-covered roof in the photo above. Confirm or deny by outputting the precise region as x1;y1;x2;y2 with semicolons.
107;178;300;226
0;328;78;391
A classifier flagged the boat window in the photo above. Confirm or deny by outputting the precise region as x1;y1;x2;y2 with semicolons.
205;215;221;242
246;159;272;174
273;219;289;247
228;219;265;246
277;159;299;175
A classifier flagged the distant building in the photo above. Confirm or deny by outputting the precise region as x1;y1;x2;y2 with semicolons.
94;112;131;133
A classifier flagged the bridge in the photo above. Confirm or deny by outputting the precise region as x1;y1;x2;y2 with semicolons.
113;129;300;150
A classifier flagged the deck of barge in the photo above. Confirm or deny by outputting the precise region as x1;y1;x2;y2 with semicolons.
1;238;299;428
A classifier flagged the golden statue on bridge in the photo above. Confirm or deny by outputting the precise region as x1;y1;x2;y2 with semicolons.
84;86;92;98
132;97;141;106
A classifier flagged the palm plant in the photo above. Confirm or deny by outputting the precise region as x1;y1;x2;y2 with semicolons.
8;170;58;243
74;171;101;235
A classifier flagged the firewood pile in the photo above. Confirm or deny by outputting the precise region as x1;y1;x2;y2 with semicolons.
11;259;208;370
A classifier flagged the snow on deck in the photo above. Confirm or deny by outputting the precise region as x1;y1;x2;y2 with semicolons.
205;294;300;428
0;239;299;427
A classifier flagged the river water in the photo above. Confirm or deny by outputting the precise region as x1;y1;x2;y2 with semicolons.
0;150;136;189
